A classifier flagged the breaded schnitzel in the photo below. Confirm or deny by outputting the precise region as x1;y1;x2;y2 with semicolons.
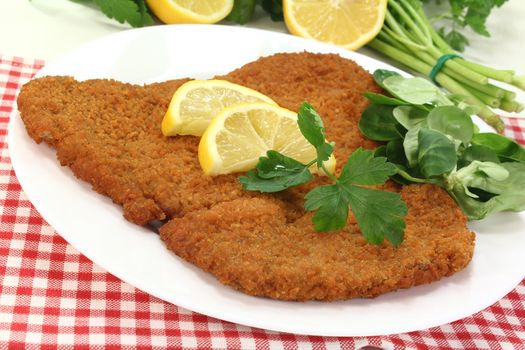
17;53;380;225
160;184;474;301
17;52;475;301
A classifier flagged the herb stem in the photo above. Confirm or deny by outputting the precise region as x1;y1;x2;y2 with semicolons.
465;87;501;108
388;0;431;46
504;90;517;101
368;38;504;132
306;159;318;168
512;75;525;90
396;169;427;183
457;60;515;84
367;0;522;129
501;99;524;113
453;76;506;99
321;163;338;182
415;5;517;85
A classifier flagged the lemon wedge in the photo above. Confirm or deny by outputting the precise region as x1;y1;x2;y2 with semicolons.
283;0;387;50
145;0;234;24
162;79;277;137
198;102;336;176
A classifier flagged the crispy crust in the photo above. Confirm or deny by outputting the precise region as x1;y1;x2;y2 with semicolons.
17;52;475;301
17;76;251;225
160;184;475;301
17;53;381;225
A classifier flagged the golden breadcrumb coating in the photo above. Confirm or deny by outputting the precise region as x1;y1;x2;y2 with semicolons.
17;52;475;301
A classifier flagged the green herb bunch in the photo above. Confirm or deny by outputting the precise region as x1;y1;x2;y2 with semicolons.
227;0;283;24
240;103;408;247
368;0;524;133
70;0;154;27
423;0;509;52
361;69;525;220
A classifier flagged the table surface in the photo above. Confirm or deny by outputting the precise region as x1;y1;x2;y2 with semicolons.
1;1;525;349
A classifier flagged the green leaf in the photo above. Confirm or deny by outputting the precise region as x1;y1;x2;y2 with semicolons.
449;161;525;219
227;0;257;24
452;190;525;220
427;106;474;145
346;186;407;247
374;145;387;158
393;105;428;130
454;161;510;194
362;92;408;106
304;146;408;246
239;167;313;193
304;184;349;231
372;69;402;90
339;148;397;186
386;139;409;167
458;145;500;168
403;126;422;167
359;104;403;141
464;4;491;36
256;150;309;178
433;0;508;50
471;133;525;163
260;0;284;21
94;0;153;27
134;0;154;26
383;76;451;105
480;162;525;195
418;128;457;177
297;102;326;148
297;102;334;165
316;142;334;163
242;101;408;246
440;28;470;52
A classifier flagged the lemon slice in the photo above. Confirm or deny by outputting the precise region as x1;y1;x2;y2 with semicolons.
199;103;336;176
145;0;234;24
162;79;277;137
283;0;387;50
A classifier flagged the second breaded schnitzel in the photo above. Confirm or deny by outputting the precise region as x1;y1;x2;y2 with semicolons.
160;184;474;301
17;52;475;301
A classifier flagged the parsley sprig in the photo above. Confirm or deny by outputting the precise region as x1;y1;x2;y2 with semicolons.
367;0;524;133
424;0;509;51
239;102;408;247
70;0;154;27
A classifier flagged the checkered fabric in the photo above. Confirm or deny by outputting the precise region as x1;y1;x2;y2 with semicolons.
0;55;524;350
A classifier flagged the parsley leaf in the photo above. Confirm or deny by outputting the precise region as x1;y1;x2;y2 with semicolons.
304;184;349;231
239;103;408;247
239;168;312;193
429;0;509;51
346;186;407;247
256;150;309;178
260;0;284;21
92;0;153;27
239;151;313;192
339;148;397;185
305;149;407;247
438;27;470;52
227;0;257;24
297;102;334;165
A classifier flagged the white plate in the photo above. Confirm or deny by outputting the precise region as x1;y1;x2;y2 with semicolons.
8;25;525;336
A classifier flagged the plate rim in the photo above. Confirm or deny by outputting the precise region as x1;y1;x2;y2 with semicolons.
8;24;525;337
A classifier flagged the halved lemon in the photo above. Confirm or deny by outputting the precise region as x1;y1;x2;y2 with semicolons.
162;80;277;137
198;103;336;176
283;0;387;50
145;0;234;24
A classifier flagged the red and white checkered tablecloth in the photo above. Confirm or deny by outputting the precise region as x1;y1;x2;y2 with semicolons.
1;55;524;350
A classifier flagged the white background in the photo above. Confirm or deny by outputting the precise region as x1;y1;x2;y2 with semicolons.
0;0;524;72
